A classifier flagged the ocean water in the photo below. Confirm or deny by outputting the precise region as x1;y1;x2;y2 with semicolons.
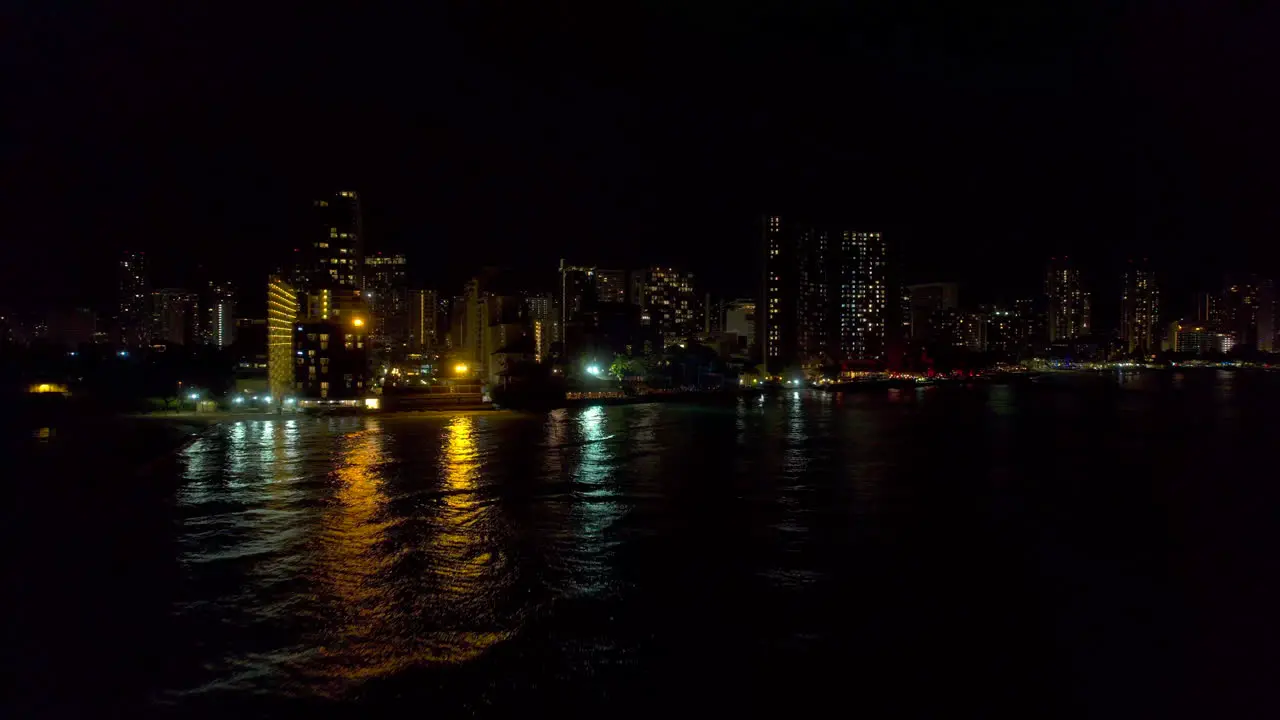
9;370;1280;717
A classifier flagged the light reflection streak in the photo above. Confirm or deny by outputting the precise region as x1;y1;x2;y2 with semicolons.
569;406;624;595
309;416;510;694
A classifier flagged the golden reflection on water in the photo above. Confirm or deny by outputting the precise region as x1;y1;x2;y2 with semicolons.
433;416;503;599
311;416;509;696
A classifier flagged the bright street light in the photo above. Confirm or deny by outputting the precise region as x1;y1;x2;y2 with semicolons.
233;396;244;404
454;363;469;374
586;364;602;377
188;393;199;400
352;317;365;327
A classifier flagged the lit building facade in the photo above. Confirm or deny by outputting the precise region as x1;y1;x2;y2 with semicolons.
304;191;364;290
595;269;628;305
762;215;788;369
1171;321;1234;354
302;286;367;323
635;266;696;348
1046;257;1089;342
407;289;438;350
118;251;150;347
364;253;409;351
1218;278;1259;351
762;216;888;370
151;289;199;346
797;226;832;363
525;293;556;361
204;281;236;348
559;260;595;331
837;231;887;361
1120;260;1159;354
294;319;369;400
266;276;299;404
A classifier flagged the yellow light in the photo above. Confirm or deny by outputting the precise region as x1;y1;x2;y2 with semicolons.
454;363;468;374
352;317;365;327
364;397;380;410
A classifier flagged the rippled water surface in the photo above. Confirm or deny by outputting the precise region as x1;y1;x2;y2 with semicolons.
10;372;1280;717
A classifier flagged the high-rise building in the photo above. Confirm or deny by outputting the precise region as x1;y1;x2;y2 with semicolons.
956;311;988;352
525;293;556;361
761;216;888;370
303;191;364;290
151;289;199;346
1222;279;1259;350
702;293;724;334
1120;260;1159;354
204;282;236;348
266;276;299;405
837;231;887;361
365;253;409;352
559;260;596;336
762;215;788;368
1194;291;1223;328
456;269;533;381
797;226;833;362
407;289;438;351
294;318;369;400
1046;257;1088;342
118;251;150;347
595;269;628;305
635;266;696;347
984;306;1015;353
905;282;959;341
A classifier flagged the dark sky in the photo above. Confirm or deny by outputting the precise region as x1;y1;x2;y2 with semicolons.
6;2;1279;323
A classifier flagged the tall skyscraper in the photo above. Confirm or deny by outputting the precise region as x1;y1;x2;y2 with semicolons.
837;231;887;361
796;226;833;362
634;266;696;347
266;276;299;404
525;293;556;361
1194;291;1223;328
1046;256;1088;342
407;289;438;351
702;293;724;334
762;216;887;370
204;281;236;348
365;253;409;351
1120;259;1159;354
151;289;198;346
1222;279;1259;350
762;215;792;369
118;251;150;347
304;191;364;290
559;260;595;333
905;282;959;341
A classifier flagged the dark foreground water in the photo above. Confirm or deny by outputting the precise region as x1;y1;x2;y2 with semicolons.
8;370;1280;717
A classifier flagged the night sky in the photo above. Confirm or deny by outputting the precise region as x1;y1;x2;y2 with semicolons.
7;2;1279;322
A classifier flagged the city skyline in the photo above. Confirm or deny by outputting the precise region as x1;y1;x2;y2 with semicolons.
10;212;1278;362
